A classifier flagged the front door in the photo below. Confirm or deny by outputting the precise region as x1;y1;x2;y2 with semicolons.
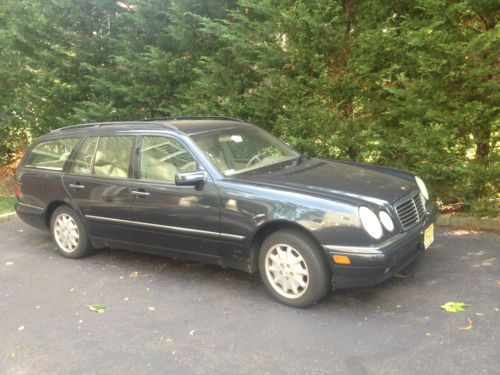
129;135;220;257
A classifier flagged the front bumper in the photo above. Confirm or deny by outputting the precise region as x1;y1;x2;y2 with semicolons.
324;203;438;289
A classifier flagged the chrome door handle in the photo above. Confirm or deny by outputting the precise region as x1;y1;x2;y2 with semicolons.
131;190;150;197
69;183;85;190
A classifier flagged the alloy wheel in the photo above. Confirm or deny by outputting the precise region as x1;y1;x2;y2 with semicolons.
53;213;80;253
264;244;309;299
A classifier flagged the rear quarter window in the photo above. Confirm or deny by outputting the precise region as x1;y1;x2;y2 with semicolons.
25;138;79;171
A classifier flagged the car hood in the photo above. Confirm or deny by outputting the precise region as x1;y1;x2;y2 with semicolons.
234;158;417;205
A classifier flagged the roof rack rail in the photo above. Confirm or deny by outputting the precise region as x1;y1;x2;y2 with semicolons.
51;121;178;133
142;116;243;122
51;123;101;132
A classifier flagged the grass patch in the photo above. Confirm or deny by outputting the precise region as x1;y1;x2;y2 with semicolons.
439;198;499;218
0;196;16;214
461;199;500;218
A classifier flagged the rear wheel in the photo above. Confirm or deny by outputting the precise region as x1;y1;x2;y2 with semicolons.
259;230;330;307
50;205;93;258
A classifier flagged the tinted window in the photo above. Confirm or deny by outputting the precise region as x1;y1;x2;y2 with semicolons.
93;136;134;178
139;136;198;183
25;138;79;171
71;137;98;175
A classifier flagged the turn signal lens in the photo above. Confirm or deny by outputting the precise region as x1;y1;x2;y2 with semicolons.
332;255;351;265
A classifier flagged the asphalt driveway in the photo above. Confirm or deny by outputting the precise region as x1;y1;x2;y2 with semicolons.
1;219;499;374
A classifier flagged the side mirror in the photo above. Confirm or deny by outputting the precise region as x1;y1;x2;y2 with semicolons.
175;170;206;186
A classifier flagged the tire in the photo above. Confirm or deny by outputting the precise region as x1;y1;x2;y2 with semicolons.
50;205;93;259
258;229;331;307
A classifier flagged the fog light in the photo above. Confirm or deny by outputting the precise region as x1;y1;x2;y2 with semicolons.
332;255;351;265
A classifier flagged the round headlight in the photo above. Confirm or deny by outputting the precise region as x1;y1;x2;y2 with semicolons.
359;206;383;239
415;176;429;200
379;211;395;232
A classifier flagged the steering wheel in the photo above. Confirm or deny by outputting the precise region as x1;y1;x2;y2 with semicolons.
246;152;265;168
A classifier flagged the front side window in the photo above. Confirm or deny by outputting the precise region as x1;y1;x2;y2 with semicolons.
93;136;134;178
25;138;79;171
139;136;198;183
191;127;299;176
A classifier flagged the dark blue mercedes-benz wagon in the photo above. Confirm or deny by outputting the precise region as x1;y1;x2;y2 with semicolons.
15;117;437;306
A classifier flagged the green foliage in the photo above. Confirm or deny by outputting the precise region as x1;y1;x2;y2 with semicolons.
0;0;498;210
0;196;16;214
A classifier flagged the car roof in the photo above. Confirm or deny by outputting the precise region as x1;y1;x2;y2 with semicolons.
48;116;252;138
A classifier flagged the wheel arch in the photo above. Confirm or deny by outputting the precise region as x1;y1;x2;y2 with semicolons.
44;199;85;229
247;220;329;273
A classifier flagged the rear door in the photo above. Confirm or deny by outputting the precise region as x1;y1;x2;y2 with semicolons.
129;135;221;257
63;135;135;243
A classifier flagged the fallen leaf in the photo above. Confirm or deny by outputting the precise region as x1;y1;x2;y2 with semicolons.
475;313;484;316
9;346;25;358
17;229;24;233
5;262;13;266
157;263;168;271
425;332;433;336
148;306;155;311
163;338;173;344
441;301;470;313
394;272;407;278
123;297;129;301
18;326;24;331
69;288;75;292
35;305;41;310
496;280;500;286
189;330;195;336
129;271;139;278
396;305;402;309
88;304;106;314
458;318;473;330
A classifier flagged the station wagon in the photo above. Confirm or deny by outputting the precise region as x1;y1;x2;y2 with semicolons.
15;117;437;307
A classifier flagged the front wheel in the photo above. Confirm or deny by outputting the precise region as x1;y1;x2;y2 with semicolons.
50;205;93;259
259;230;331;307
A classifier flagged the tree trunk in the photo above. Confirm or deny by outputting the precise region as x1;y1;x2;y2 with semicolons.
474;126;491;165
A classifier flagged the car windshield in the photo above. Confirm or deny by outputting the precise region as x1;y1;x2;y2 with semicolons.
191;127;300;176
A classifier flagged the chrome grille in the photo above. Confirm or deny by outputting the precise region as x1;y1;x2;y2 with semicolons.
394;192;426;230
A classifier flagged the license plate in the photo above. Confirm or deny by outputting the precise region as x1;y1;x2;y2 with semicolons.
424;223;434;249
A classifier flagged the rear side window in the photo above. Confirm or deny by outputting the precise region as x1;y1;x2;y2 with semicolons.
71;137;98;175
25;138;79;171
93;136;134;178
